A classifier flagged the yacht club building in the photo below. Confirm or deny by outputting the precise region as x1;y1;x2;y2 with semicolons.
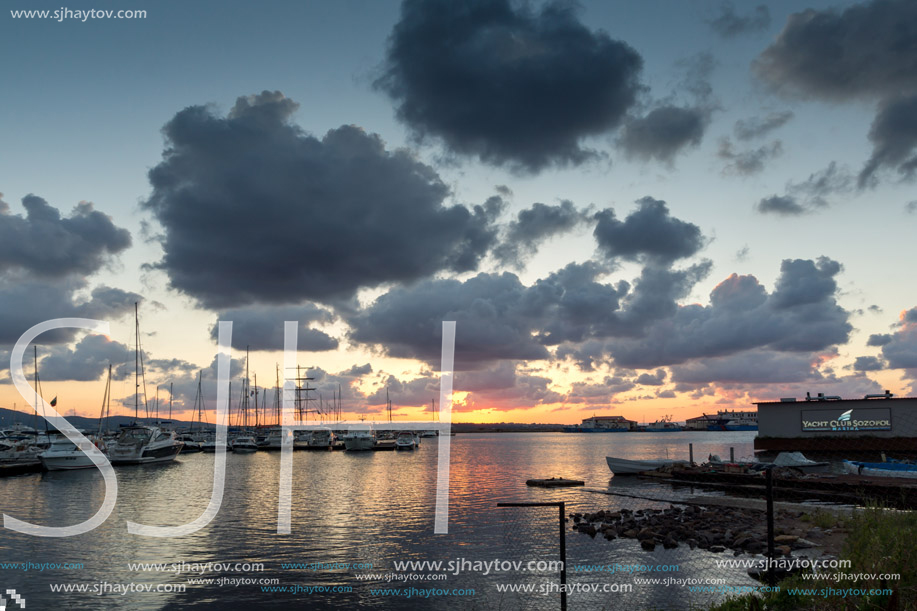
754;391;917;454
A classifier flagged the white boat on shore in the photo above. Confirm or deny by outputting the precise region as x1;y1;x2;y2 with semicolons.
606;456;690;475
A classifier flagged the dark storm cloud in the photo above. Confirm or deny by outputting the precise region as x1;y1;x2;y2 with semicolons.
718;139;783;175
0;274;142;345
907;201;917;214
39;335;131;381
859;95;917;187
0;194;131;277
707;2;771;38
734;111;794;141
756;195;806;216
346;261;639;369
618;106;709;163
853;356;884;371
209;304;338;352
603;257;852;369
594;197;705;265
755;0;917;101
493;200;588;268
375;0;644;172
143;91;499;308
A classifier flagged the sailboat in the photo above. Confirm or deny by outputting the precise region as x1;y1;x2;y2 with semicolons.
177;375;204;453
231;349;258;453
108;303;184;465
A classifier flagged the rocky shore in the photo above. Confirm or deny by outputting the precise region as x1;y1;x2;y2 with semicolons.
570;504;834;557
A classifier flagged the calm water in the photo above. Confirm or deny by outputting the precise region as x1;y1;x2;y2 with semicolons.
0;432;758;610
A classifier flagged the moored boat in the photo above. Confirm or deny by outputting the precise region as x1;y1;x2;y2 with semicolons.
843;460;917;478
395;431;415;450
606;456;690;475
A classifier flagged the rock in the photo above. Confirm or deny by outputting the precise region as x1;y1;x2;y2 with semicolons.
776;545;792;556
687;539;697;549
793;538;817;549
709;545;726;553
663;537;678;549
641;540;656;551
573;515;582;523
623;529;637;538
604;531;616;541
745;540;766;555
637;528;656;540
581;524;597;538
774;535;798;545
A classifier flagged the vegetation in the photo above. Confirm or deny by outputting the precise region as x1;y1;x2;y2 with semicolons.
708;507;917;611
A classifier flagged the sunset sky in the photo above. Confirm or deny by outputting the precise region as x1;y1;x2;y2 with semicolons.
2;0;916;425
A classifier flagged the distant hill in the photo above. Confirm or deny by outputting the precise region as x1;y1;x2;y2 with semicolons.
0;407;566;433
0;406;197;431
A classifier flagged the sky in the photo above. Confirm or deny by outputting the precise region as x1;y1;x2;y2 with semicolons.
1;0;916;425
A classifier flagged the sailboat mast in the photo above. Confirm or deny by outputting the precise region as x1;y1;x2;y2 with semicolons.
134;302;139;422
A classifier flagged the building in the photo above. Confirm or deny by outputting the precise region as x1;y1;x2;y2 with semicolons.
563;415;638;432
685;414;719;431
754;391;916;454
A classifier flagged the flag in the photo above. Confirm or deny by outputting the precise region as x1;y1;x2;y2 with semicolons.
49;397;57;407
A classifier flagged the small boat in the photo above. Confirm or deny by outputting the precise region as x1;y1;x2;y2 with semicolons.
843;460;917;479
39;434;106;471
771;451;830;474
395;431;416;450
606;456;690;475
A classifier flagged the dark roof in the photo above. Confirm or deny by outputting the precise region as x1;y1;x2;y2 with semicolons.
754;396;916;406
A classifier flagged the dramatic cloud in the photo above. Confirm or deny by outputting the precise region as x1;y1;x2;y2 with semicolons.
209;304;338;352
878;307;917;370
39;335;132;382
0;275;141;345
455;361;563;411
599;257;852;369
347;262;630;370
756;195;805;216
707;2;771;38
734;111;794;141
0;194;131;277
636;369;666;386
493;200;587;268
594;197;705;265
143;91;499;308
859;95;917;187
375;0;644;172
618;106;709;163
755;0;917;101
719;139;782;175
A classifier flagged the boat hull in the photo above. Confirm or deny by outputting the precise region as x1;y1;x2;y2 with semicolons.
39;454;97;470
109;444;183;465
606;456;689;475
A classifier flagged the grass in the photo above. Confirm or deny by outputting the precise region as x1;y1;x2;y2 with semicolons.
707;506;917;611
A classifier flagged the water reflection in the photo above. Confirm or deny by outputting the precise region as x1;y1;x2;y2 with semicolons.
0;432;756;609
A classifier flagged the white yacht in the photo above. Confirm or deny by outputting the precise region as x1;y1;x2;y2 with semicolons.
395;431;415;451
231;434;259;453
343;424;374;451
39;434;106;470
109;424;183;464
308;427;335;449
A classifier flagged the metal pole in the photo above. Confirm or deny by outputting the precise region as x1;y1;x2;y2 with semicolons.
559;501;567;611
766;466;776;587
730;447;735;463
689;443;694;465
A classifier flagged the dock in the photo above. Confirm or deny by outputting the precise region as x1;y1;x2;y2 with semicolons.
0;460;43;477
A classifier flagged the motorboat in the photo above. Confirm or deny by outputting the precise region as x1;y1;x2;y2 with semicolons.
606;456;690;475
108;424;183;465
176;433;202;453
843;460;917;479
343;424;374;451
231;434;259;453
308;427;336;449
39;434;106;470
395;431;416;450
261;427;284;450
771;451;830;474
